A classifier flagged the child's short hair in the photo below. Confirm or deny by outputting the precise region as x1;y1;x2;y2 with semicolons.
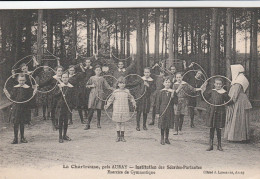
144;67;151;72
163;77;172;83
17;74;26;81
61;73;69;78
85;58;92;62
94;65;102;70
117;76;126;84
69;65;75;69
55;65;64;71
169;65;176;70
176;72;183;76
214;77;223;84
20;63;28;69
118;60;124;64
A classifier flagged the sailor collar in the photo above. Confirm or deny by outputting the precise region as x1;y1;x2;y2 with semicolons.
161;88;174;93
53;75;62;80
141;76;153;81
118;68;126;72
58;82;73;88
14;84;30;88
69;74;75;78
84;66;93;70
174;81;187;85
212;88;226;94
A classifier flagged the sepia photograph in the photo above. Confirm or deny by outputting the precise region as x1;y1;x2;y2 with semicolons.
0;1;259;179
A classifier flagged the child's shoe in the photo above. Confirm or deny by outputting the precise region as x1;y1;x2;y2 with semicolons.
11;138;18;144
63;135;71;141
165;138;170;144
59;138;63;143
21;138;28;143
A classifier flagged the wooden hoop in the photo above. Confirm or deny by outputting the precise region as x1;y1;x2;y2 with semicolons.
201;75;232;107
4;73;37;104
124;74;147;101
104;91;136;121
32;66;58;94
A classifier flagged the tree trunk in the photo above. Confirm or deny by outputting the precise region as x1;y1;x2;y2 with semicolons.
87;11;91;57
25;10;32;56
181;25;184;55
168;8;174;67
126;16;131;65
90;11;93;56
210;8;218;76
161;10;165;61
154;9;160;64
185;25;189;54
37;10;43;64
232;9;237;63
47;10;53;54
143;10;147;66
173;9;178;59
115;12;118;57
249;9;258;97
59;15;65;61
225;8;232;79
146;11;150;67
120;13;124;58
136;9;143;75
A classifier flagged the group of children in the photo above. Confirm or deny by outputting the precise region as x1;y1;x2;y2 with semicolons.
5;58;232;151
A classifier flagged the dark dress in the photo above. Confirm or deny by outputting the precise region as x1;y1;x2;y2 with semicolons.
136;77;155;113
10;85;34;124
68;72;87;109
156;89;176;129
54;84;74;121
83;67;95;109
204;89;231;128
151;75;165;107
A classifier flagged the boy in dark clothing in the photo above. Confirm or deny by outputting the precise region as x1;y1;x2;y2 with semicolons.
202;78;231;151
136;67;155;131
54;73;74;143
4;74;36;144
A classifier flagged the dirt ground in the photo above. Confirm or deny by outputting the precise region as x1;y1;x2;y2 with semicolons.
0;108;260;178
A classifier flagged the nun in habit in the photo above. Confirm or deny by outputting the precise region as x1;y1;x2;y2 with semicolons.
224;64;252;142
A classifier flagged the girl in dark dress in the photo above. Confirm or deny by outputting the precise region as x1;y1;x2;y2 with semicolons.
202;78;231;151
156;78;177;145
4;74;36;144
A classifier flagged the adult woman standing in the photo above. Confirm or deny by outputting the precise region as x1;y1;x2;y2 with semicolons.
224;64;252;142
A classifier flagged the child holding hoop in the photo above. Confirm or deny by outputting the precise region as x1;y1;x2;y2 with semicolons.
173;72;201;135
156;78;177;145
54;73;74;143
84;65;114;130
201;78;231;151
104;77;136;142
4;74;36;144
136;67;155;131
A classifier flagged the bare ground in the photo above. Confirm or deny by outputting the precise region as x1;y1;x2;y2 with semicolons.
0;108;260;178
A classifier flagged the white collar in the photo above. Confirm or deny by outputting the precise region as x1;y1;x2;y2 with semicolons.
53;75;61;79
69;74;75;78
212;88;226;94
161;88;174;93
174;81;187;85
58;82;73;88
118;68;126;72
14;84;30;88
84;66;93;69
141;76;153;81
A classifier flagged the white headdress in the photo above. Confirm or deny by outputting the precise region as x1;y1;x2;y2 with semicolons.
231;64;249;92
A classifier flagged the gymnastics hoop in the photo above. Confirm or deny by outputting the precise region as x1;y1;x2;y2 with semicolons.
201;75;232;107
4;73;37;104
193;62;208;79
124;74;147;101
159;90;175;118
32;66;58;94
182;69;207;98
104;91;136;121
110;41;134;61
86;75;118;102
12;55;35;71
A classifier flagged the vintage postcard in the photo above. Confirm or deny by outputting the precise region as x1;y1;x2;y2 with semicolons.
0;1;259;179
